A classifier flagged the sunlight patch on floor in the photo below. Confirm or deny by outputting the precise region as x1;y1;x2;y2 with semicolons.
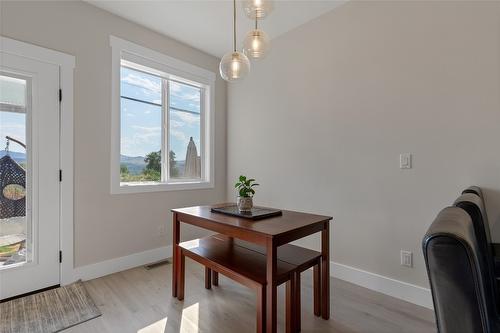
137;317;167;333
180;302;200;333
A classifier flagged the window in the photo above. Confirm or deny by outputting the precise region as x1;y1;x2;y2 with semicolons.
110;36;215;193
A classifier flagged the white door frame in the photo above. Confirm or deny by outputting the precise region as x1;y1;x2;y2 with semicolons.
1;36;75;285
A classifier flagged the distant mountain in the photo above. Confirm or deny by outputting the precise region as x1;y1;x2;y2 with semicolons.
120;155;146;175
0;150;26;163
120;154;186;175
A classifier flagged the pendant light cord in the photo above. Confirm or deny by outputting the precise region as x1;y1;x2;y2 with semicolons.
233;0;236;52
255;16;258;30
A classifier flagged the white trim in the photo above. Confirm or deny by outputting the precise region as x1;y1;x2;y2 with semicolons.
0;37;75;69
0;36;75;286
59;56;75;285
73;246;172;281
116;181;214;194
109;36;215;195
331;261;433;309
110;36;215;84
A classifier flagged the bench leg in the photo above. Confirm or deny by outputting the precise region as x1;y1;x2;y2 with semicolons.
178;251;185;300
212;270;219;286
205;267;212;289
286;274;296;333
257;285;266;333
313;262;321;317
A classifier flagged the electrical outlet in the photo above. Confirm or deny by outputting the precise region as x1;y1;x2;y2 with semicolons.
158;225;167;237
401;250;413;267
400;153;412;169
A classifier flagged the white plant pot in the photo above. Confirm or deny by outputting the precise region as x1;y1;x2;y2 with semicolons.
237;197;253;212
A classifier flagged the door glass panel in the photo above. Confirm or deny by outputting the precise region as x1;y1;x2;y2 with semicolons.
0;74;30;268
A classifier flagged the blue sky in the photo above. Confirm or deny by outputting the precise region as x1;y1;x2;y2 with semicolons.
120;67;201;161
0;112;26;154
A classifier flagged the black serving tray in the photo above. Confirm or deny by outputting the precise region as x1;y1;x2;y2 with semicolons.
211;205;282;220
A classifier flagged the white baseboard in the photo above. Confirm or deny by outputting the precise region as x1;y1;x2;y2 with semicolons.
68;247;432;310
331;261;433;309
72;245;172;282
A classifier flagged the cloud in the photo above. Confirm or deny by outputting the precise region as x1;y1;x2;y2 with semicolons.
170;81;200;107
130;125;161;139
121;72;161;95
121;125;161;156
171;129;188;144
170;119;184;128
173;111;200;127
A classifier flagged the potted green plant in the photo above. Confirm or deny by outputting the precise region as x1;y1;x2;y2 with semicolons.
235;175;259;212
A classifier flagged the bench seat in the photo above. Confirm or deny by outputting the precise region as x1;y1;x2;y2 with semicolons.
178;234;321;333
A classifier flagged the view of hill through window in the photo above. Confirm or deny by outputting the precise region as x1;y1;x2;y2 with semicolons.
119;66;201;183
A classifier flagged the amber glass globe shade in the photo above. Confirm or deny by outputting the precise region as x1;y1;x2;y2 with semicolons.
243;0;273;19
243;29;270;59
219;51;251;82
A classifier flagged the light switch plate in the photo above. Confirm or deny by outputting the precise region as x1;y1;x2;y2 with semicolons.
400;153;412;169
401;250;413;267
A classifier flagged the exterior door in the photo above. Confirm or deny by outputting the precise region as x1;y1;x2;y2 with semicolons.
0;51;61;299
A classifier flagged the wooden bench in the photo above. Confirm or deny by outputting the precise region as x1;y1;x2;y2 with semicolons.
178;234;321;333
212;235;323;328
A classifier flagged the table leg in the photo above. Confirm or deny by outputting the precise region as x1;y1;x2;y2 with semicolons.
212;270;219;286
286;273;296;333
321;222;330;320
313;261;321;317
172;212;180;298
266;239;277;333
178;250;185;300
295;272;301;331
257;285;266;333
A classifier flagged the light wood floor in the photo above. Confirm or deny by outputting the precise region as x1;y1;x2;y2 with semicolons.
64;260;436;333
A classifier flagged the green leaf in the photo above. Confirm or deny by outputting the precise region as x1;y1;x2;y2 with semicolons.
234;182;241;188
239;175;246;182
250;189;255;195
251;183;259;187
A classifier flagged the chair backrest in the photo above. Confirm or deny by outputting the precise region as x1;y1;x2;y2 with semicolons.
423;207;499;333
463;185;484;198
455;192;493;251
461;186;489;234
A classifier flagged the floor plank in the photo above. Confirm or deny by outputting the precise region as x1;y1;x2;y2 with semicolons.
63;259;436;332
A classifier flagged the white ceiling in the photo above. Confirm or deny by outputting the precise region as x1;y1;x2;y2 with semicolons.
86;0;345;58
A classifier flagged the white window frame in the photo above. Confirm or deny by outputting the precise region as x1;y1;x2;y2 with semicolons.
110;36;215;194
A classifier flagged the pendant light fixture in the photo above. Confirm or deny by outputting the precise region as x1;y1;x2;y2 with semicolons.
243;0;273;19
220;0;250;82
243;17;270;59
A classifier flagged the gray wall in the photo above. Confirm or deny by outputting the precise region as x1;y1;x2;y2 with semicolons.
227;0;500;287
0;1;227;267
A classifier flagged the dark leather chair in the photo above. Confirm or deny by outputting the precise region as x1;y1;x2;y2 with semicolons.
423;206;500;333
462;185;484;197
457;187;500;278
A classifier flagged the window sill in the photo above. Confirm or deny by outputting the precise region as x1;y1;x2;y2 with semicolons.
111;180;214;194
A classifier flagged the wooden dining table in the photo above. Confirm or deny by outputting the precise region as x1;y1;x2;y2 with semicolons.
171;204;333;333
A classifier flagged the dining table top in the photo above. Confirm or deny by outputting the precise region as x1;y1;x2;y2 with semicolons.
172;203;333;239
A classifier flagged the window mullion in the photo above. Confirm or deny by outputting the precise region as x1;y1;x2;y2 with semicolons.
161;79;168;182
200;87;206;182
